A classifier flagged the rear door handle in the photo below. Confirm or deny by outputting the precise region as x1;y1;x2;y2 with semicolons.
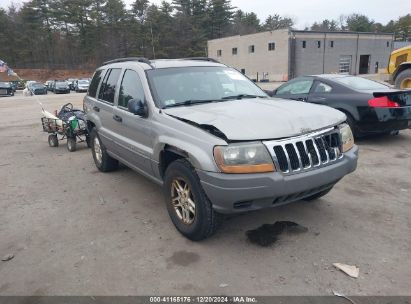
113;115;122;123
93;106;100;112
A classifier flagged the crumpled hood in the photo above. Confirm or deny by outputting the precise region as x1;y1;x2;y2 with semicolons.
163;98;346;141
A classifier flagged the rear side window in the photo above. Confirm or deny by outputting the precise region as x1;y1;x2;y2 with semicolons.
118;70;145;109
277;78;314;95
88;70;103;98
314;82;333;93
98;68;121;103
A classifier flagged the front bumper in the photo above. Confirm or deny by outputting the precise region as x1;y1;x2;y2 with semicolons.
55;89;70;93
197;145;358;214
34;89;47;95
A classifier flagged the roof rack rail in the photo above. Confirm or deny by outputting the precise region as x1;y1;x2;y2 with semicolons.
103;57;154;68
180;57;220;63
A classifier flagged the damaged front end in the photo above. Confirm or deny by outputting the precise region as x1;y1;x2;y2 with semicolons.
167;114;229;141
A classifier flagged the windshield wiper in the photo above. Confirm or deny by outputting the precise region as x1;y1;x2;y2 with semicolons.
162;95;268;109
222;94;267;100
162;99;218;109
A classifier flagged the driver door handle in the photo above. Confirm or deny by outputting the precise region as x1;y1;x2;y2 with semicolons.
93;106;100;112
113;115;122;123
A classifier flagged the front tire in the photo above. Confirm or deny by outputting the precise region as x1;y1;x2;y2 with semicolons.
90;129;118;172
164;159;222;241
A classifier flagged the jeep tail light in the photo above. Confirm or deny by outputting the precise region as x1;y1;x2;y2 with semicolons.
368;96;400;108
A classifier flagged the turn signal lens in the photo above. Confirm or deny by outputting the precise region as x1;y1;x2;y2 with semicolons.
368;96;400;108
339;123;354;152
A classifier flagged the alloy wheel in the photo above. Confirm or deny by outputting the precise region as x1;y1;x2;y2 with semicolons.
93;137;103;165
170;178;196;225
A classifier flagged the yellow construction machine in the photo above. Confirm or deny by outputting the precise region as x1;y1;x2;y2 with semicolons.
388;45;411;89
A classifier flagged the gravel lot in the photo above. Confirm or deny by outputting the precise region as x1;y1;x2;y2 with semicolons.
0;92;410;296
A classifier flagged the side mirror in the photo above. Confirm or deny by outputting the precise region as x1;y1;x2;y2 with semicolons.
264;89;275;97
128;99;148;117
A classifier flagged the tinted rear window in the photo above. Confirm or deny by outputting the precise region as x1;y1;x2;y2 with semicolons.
88;70;103;98
98;68;121;103
333;76;388;90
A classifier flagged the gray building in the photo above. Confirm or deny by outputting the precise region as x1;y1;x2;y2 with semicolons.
393;41;411;50
208;29;394;81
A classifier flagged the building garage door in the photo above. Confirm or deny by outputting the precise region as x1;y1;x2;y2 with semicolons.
339;55;352;74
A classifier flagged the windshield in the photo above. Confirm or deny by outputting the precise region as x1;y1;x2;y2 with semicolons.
333;76;388;90
146;67;267;108
0;82;10;87
33;83;44;88
56;81;68;86
78;80;89;85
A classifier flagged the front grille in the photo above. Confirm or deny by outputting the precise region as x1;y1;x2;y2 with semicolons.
264;128;343;174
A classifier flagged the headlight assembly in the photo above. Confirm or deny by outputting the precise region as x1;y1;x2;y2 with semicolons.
213;142;275;174
339;123;354;152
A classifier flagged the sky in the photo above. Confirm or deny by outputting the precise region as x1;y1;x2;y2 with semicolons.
0;0;406;29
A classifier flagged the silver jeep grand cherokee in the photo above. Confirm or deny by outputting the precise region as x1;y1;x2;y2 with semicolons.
84;57;358;240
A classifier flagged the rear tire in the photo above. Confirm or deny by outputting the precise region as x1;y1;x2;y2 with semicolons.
303;187;333;201
48;134;58;147
344;112;362;138
86;135;92;148
164;159;223;241
395;69;411;89
90;129;118;172
67;137;76;152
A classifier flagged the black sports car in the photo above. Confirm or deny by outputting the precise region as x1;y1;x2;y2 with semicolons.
0;81;14;97
271;75;411;137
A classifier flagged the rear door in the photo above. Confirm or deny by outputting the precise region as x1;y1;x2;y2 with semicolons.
111;68;154;175
94;68;122;152
274;77;314;102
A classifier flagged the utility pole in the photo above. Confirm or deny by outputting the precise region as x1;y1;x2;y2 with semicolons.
150;22;156;59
